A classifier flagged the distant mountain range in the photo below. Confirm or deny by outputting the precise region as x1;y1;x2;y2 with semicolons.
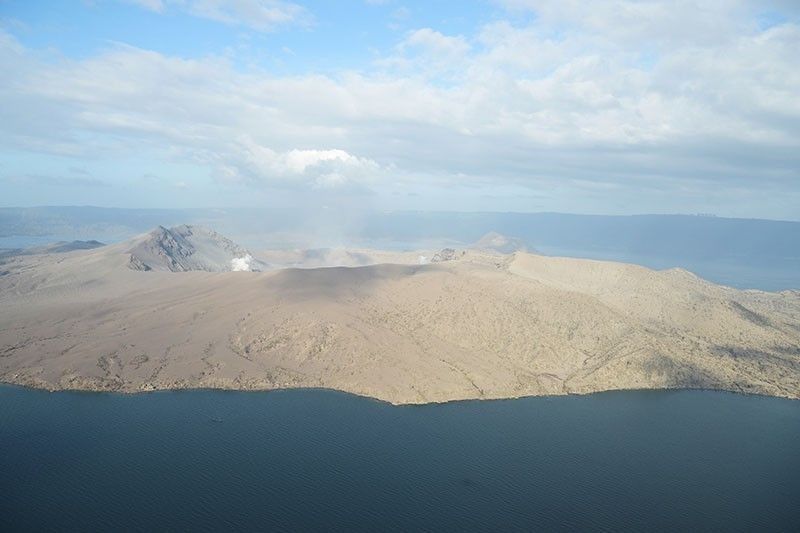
0;240;104;260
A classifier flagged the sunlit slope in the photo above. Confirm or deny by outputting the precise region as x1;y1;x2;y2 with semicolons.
1;235;798;404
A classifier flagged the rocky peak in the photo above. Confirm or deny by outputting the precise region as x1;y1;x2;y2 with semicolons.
127;225;266;272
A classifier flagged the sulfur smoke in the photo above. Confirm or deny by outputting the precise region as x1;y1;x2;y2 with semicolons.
230;254;254;272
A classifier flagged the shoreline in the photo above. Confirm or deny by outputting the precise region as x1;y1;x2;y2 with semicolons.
2;378;797;406
3;249;799;408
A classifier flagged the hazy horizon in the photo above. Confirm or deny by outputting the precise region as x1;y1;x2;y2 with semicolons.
1;205;798;222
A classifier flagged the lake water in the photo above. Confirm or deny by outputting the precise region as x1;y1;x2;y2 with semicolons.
534;245;800;292
1;386;798;532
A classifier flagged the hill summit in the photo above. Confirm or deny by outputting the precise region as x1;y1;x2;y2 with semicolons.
127;225;265;272
473;232;527;254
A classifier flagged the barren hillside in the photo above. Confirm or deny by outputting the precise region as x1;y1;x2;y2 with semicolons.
1;228;798;404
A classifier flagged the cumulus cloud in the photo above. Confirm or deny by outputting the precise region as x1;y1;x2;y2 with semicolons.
214;138;382;188
284;149;364;173
1;0;799;217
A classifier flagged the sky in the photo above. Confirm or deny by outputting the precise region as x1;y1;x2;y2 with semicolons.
0;0;798;219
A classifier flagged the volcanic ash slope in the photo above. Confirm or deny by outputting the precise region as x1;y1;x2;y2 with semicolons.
0;228;799;404
125;224;267;272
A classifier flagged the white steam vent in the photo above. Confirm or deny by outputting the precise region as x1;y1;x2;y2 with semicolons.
230;254;254;272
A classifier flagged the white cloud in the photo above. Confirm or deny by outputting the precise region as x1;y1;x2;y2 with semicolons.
122;0;310;31
284;149;358;173
1;0;799;216
213;138;382;188
380;28;471;79
186;0;310;31
402;28;470;56
124;0;165;12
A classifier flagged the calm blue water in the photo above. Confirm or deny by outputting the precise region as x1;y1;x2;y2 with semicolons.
1;386;798;532
535;245;800;292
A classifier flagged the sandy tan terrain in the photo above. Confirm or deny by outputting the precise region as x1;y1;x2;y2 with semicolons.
1;228;799;404
255;247;425;269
